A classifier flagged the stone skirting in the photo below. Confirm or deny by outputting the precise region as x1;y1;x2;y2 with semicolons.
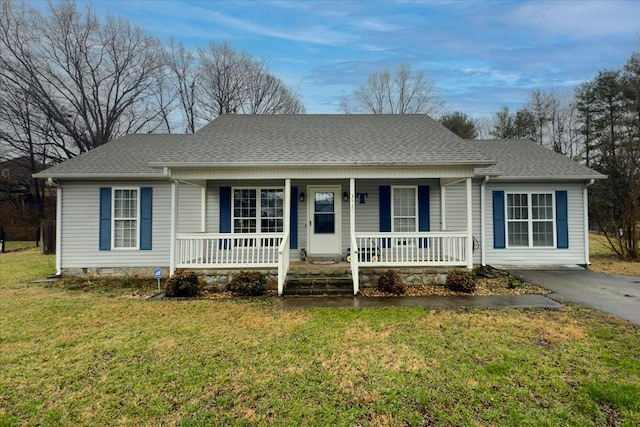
359;267;452;287
61;265;458;290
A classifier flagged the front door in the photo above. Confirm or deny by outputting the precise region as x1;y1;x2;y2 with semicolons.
308;186;342;255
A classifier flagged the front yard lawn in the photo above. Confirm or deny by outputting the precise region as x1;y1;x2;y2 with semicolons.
1;249;639;426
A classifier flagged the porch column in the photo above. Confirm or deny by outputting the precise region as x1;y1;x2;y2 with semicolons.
466;177;473;269
169;180;178;276
278;179;291;296
284;179;291;239
350;178;359;294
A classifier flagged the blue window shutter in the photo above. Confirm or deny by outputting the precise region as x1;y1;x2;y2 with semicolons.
379;186;391;232
290;187;298;249
380;186;391;248
99;187;112;251
220;187;231;233
418;185;430;232
140;187;153;250
493;191;506;249
556;190;569;249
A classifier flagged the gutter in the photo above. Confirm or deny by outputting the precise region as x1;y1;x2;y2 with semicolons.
480;176;490;266
583;179;595;266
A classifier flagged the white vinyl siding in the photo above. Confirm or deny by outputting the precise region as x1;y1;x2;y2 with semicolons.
177;183;203;233
485;182;586;266
444;180;482;264
60;181;171;269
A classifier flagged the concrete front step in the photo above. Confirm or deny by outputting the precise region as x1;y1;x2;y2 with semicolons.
283;288;355;296
284;274;354;296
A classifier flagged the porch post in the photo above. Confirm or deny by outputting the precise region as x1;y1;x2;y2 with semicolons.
350;178;359;294
284;179;291;238
169;180;178;276
278;179;291;296
466;177;473;269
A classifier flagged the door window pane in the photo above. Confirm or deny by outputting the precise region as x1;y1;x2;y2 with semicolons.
314;192;334;213
314;192;335;234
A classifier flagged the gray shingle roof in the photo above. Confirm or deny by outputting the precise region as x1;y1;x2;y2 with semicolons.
35;134;180;178
150;114;494;166
35;116;604;182
474;139;605;180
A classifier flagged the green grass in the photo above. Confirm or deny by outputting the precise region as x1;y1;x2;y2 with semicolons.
1;249;639;425
0;247;54;288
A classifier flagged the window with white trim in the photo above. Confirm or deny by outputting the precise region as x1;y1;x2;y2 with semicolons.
392;186;417;232
507;193;554;247
113;188;138;249
233;188;283;233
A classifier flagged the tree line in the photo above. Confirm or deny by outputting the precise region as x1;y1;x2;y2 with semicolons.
0;0;303;232
438;52;640;260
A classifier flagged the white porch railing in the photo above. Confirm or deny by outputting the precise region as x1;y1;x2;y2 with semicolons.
176;233;284;268
277;231;290;296
353;232;468;267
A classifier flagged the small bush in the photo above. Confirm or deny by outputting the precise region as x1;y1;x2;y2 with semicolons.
446;269;477;293
226;271;267;296
121;274;133;287
165;271;200;297
377;270;406;295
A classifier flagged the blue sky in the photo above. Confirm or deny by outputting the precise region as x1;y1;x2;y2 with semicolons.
52;0;640;117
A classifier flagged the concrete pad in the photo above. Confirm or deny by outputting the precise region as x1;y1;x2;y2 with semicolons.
278;294;561;310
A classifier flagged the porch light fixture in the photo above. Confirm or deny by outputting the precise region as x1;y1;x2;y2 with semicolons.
343;192;349;202
299;192;305;202
357;192;368;204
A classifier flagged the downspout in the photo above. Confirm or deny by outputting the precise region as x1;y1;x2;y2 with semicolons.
480;176;489;266
48;178;63;276
583;179;595;266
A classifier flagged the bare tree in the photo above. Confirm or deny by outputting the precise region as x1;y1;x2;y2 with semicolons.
197;42;251;119
340;64;444;115
242;64;305;114
196;42;304;122
0;0;166;158
165;38;199;133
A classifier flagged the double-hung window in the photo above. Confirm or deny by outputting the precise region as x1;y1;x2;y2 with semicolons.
233;188;284;234
392;186;417;232
392;186;417;246
506;193;554;247
113;188;138;249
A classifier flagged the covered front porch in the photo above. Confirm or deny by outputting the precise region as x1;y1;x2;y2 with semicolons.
167;167;477;296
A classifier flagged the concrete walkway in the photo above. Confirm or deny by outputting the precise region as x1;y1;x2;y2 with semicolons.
278;294;561;310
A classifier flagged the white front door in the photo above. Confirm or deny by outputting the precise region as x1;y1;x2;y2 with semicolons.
308;186;342;255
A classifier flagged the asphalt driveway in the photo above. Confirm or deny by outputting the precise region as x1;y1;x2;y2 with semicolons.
510;268;640;326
